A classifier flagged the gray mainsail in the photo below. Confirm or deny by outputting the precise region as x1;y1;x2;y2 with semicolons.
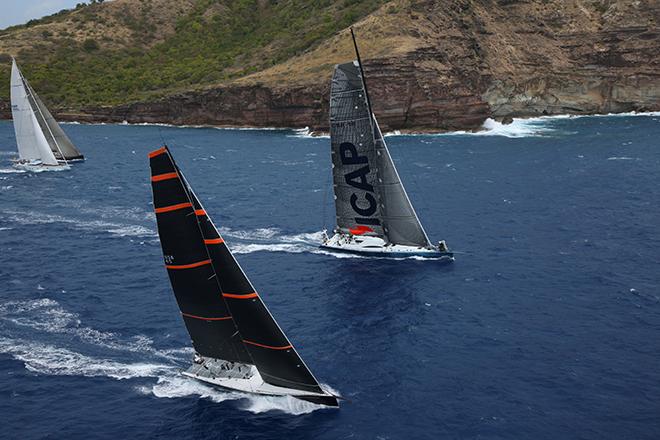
330;61;385;238
23;78;83;161
329;58;431;248
27;82;83;160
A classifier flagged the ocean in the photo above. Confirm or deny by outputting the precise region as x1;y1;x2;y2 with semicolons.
0;114;659;439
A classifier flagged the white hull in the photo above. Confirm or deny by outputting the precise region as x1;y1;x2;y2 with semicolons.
321;232;454;259
182;357;338;407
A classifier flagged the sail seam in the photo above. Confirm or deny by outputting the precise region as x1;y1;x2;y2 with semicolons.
148;147;167;158
222;292;258;299
151;172;179;182
181;312;232;321
166;259;211;270
155;202;193;213
243;340;292;350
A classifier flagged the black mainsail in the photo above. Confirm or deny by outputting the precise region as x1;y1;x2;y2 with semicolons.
149;146;336;405
329;30;432;248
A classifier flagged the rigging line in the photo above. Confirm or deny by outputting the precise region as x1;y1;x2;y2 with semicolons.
321;164;332;232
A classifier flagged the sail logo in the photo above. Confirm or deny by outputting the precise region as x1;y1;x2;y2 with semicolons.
340;142;380;226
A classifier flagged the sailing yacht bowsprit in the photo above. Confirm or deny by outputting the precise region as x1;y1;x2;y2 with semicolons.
10;58;84;165
320;30;453;259
149;146;339;407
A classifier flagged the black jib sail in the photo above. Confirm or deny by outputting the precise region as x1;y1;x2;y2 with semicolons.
328;30;431;248
149;146;330;399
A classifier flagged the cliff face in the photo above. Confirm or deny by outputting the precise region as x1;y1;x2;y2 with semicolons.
1;0;658;131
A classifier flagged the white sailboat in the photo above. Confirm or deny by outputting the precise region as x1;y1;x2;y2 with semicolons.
10;58;84;167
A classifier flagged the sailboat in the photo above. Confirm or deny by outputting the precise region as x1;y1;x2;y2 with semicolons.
320;30;453;259
10;58;84;166
149;146;339;407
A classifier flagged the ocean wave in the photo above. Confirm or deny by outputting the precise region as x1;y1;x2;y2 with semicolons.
607;156;639;161
286;127;330;139
437;117;557;138
0;168;26;174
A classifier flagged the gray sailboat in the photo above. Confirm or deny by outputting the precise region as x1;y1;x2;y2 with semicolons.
321;30;453;259
10;58;83;165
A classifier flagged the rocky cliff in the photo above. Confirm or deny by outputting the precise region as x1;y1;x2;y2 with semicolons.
1;0;658;132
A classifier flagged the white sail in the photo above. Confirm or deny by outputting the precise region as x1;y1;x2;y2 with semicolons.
30;107;59;165
10;59;59;165
11;59;40;162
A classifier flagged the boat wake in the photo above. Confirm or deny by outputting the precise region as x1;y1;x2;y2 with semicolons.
0;167;27;174
0;298;330;415
1;209;157;239
12;163;71;173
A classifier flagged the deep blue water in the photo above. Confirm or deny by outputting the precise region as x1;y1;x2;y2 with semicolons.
0;115;659;439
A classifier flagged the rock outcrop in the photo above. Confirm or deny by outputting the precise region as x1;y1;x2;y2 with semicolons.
1;0;658;131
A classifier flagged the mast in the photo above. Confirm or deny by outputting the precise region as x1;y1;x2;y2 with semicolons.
329;30;433;248
350;28;375;121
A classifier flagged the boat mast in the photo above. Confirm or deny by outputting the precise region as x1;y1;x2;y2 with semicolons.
349;29;433;248
350;27;375;120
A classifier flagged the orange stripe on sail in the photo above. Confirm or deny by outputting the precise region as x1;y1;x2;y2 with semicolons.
181;312;232;321
151;172;178;182
222;292;258;299
242;340;292;350
166;259;211;270
204;238;224;245
148;147;167;158
154;202;192;213
195;209;206;216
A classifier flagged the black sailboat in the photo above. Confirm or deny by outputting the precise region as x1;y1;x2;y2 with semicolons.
320;29;453;259
149;146;338;407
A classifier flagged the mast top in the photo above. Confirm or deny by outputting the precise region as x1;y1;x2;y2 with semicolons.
349;27;374;118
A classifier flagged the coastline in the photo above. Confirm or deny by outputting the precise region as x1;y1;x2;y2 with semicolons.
2;110;657;139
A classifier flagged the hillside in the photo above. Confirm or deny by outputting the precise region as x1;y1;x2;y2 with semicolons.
0;0;658;131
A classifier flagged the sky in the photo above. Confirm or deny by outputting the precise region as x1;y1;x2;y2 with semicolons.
0;0;84;29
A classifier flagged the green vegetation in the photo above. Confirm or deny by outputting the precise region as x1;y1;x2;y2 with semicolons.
0;0;387;108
